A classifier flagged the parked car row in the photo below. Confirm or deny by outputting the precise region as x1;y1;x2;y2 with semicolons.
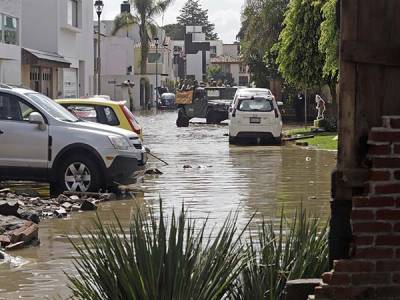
0;84;147;195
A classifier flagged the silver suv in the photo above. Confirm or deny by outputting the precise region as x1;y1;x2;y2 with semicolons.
0;85;147;195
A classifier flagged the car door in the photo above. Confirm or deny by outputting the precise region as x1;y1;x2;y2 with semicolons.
0;92;49;179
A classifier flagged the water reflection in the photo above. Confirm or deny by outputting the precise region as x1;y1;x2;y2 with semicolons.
0;111;335;299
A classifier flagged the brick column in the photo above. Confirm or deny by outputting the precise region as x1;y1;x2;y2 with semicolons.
311;116;400;300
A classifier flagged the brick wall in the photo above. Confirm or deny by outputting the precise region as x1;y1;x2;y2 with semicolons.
311;116;400;300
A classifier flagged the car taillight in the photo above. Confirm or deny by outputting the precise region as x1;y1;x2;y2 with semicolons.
274;108;279;118
122;105;141;135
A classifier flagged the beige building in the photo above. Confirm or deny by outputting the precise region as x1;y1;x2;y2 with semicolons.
210;44;250;86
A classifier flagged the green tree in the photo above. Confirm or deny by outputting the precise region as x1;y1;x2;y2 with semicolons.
319;0;339;110
163;23;185;40
238;0;289;87
177;0;218;40
112;0;173;74
207;65;222;78
276;0;325;90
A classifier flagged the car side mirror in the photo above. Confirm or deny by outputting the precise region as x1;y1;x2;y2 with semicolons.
277;101;284;107
29;112;46;130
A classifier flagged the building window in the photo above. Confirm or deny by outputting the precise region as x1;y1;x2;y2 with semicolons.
148;53;163;64
210;46;217;58
1;14;18;45
67;0;78;27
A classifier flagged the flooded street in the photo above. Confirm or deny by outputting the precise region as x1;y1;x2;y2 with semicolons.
0;111;336;299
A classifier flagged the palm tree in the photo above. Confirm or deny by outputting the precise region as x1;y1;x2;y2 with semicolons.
112;0;173;75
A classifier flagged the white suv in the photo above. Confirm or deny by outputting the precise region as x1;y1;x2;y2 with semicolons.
229;88;283;144
0;85;147;194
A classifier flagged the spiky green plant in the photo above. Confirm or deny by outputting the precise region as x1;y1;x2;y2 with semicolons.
235;208;329;300
67;202;248;300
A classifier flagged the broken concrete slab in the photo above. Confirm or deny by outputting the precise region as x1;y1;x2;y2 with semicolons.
80;200;97;211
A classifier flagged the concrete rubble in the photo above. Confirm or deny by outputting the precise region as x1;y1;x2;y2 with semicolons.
0;188;116;252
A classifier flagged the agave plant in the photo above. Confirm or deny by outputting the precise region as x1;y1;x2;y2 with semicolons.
235;208;329;300
67;202;247;300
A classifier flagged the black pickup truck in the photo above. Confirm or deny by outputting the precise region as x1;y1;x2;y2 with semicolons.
176;87;237;127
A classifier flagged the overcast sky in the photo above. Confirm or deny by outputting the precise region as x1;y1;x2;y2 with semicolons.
100;0;245;43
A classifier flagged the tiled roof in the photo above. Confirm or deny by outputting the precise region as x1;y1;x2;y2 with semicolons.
211;55;242;64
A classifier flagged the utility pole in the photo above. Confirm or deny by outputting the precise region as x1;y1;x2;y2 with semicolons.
94;1;104;95
155;37;159;108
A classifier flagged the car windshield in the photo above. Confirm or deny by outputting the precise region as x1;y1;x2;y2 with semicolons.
162;94;175;100
25;93;79;122
238;97;273;112
206;88;237;100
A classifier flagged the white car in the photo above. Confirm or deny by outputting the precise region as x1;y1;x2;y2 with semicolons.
0;84;147;195
229;88;283;144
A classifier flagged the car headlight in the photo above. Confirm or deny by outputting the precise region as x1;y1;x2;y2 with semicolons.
108;136;130;150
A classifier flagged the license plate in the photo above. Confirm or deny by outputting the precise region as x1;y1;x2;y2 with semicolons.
250;117;261;124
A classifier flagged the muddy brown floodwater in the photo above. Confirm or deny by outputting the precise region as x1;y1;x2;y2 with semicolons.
0;111;336;299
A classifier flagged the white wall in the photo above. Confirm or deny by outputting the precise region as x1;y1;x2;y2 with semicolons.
22;0;58;53
0;0;22;85
223;44;239;57
210;40;223;56
230;64;240;85
101;20;141;44
186;52;203;81
22;0;93;97
101;36;134;76
76;0;94;96
0;60;21;85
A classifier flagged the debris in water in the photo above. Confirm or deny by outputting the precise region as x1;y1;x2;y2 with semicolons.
296;141;309;147
145;168;163;175
306;157;312;162
183;165;192;169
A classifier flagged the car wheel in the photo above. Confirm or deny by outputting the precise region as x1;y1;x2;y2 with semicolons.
216;112;228;123
55;155;102;195
176;108;190;127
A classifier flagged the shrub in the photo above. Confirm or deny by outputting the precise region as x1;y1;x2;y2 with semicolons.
67;203;328;300
235;208;329;300
67;202;247;300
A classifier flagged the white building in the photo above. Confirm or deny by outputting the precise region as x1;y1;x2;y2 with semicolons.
96;3;175;110
0;0;22;85
170;26;251;85
21;0;94;98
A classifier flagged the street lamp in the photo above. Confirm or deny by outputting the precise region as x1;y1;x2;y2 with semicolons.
154;36;159;107
94;0;104;95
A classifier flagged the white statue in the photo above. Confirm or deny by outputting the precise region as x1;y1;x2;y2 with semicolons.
315;94;326;120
